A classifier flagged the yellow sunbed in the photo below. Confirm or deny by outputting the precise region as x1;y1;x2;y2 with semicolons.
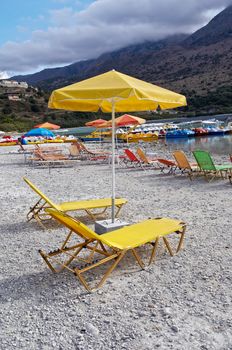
24;177;127;226
39;208;186;291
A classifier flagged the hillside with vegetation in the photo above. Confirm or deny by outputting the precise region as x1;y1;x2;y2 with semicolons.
0;86;105;132
2;5;232;132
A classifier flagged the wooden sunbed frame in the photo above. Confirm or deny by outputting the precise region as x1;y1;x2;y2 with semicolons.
24;177;127;227
39;208;186;292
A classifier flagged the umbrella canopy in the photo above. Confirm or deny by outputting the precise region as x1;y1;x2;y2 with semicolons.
35;122;60;130
49;70;187;112
48;70;187;222
24;128;55;138
102;114;146;127
85;119;107;127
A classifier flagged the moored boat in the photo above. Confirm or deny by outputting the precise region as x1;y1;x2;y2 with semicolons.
166;129;195;138
80;136;102;142
118;132;158;143
205;127;225;136
193;128;208;136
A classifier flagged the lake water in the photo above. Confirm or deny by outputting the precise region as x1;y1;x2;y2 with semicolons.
160;134;232;155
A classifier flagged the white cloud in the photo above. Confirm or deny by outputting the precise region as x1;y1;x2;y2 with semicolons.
0;71;9;79
0;0;231;75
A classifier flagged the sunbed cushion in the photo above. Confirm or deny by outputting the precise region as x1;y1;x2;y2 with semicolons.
58;198;127;212
101;218;183;249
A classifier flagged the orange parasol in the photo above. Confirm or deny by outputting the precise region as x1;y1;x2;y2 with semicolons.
85;119;107;127
35;122;60;130
101;114;145;127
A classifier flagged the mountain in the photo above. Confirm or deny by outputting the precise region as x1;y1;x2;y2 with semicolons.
184;5;232;47
11;5;232;115
13;34;187;87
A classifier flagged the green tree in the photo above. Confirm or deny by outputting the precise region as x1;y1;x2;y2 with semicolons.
2;104;12;114
30;103;40;113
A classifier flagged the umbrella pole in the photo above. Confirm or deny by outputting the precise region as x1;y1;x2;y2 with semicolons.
111;100;116;223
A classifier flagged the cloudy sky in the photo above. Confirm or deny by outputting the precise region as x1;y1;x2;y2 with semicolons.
0;0;231;78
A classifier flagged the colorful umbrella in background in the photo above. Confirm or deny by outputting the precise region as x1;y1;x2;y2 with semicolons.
102;114;145;127
24;128;55;138
85;119;107;127
99;114;146;146
48;70;187;222
35;122;60;130
85;119;108;142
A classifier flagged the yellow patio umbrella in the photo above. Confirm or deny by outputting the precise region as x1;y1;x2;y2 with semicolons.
48;70;187;222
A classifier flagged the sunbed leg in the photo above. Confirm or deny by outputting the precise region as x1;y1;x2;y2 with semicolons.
82;241;99;264
61;245;87;272
131;249;145;269
204;171;211;182
74;252;125;292
176;227;186;253
115;204;123;218
61;230;73;250
99;241;107;252
96;251;126;290
85;209;96;221
148;238;159;265
74;269;92;292
39;250;58;273
188;172;193;181
163;237;174;256
229;175;232;184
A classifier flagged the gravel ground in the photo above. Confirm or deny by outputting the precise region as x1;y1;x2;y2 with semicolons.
0;143;231;350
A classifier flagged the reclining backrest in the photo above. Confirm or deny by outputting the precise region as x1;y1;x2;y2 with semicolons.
193;150;216;171
69;144;80;156
173;150;191;170
23;177;61;211
46;208;100;241
124;149;140;162
77;140;88;152
137;148;148;163
74;140;93;154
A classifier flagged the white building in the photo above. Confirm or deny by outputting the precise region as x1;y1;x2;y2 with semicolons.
0;80;28;89
8;94;21;101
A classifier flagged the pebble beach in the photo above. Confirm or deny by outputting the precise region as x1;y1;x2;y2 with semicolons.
0;143;231;350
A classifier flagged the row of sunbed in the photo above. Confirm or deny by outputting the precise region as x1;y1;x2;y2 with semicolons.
19;141;110;167
19;141;232;183
174;150;232;182
123;148;232;183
